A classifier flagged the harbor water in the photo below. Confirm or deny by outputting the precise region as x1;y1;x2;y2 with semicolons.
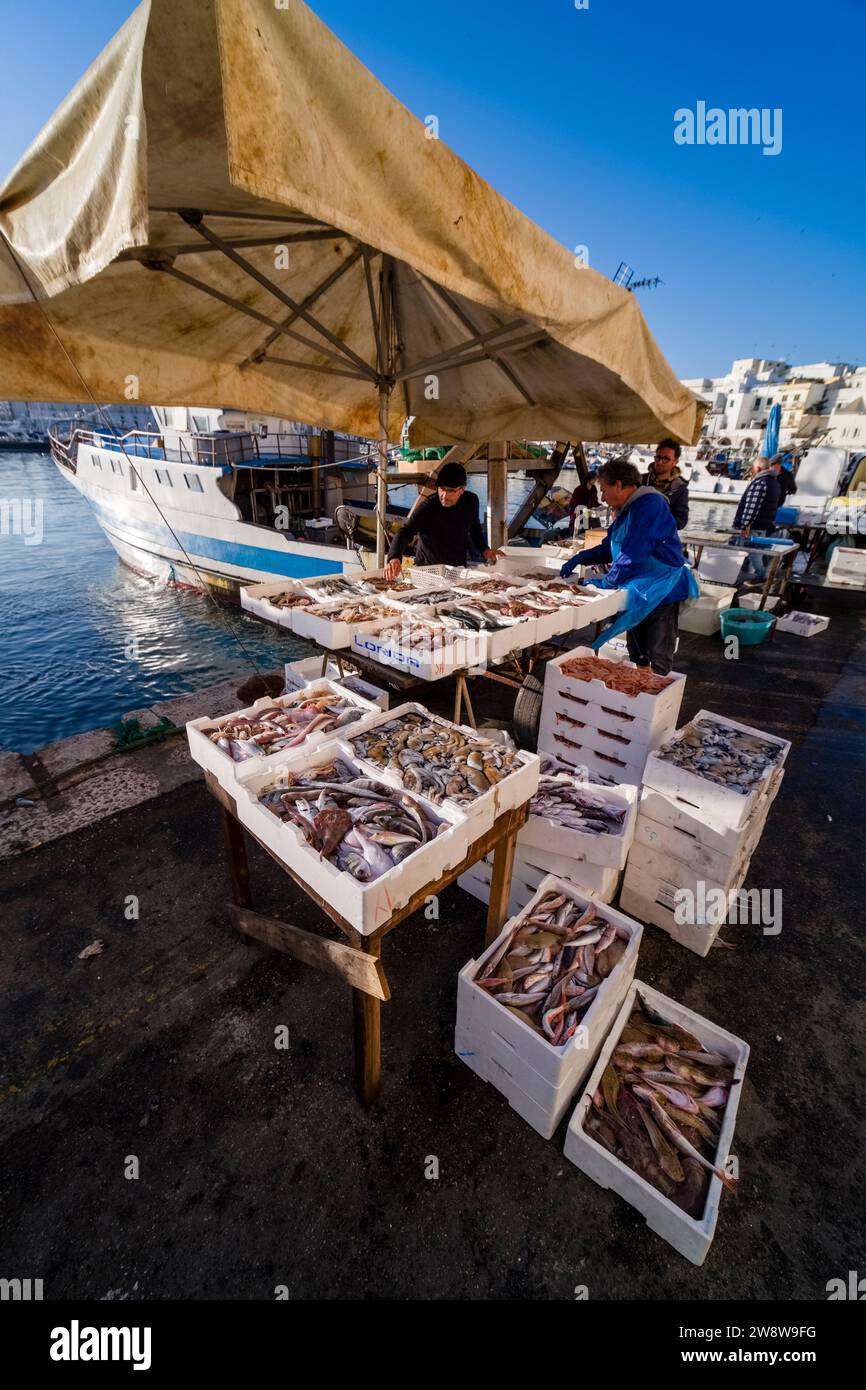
1;452;728;755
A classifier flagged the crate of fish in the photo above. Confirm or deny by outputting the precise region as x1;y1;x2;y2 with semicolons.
538;722;649;787
455;878;642;1138
233;748;468;935
379;585;469;616
774;610;830;637
543;685;664;745
637;762;784;860
291;597;397;649
511;588;574;640
346;705;540;834
567;586;629;631
351;615;485;681
642;711;790;830
563;981;748;1265
186;681;387;789
543;646;686;732
239;579;319;631
536;751;630;792
434;598;539;663
519;769;637;869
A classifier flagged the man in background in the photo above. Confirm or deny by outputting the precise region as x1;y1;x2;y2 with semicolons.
733;457;781;579
642;439;689;530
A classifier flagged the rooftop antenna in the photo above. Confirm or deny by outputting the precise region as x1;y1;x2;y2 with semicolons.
612;262;663;292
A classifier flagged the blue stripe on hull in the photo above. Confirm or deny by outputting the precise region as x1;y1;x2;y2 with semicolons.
90;499;344;579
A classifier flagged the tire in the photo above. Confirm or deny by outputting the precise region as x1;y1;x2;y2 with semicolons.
512;660;551;751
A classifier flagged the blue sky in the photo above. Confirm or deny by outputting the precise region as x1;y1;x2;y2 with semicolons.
0;0;863;378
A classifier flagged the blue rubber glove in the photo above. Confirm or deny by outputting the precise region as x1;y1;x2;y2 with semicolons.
560;556;581;579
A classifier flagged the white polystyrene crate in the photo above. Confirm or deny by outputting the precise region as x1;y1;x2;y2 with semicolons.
456;870;525;920
642;710;790;830
738;593;780;611
351;618;484;680
638;766;783;858
633;809;764;884
543;646;686;731
233;745;469;935
536;751;633;792
507;846;622;902
596;637;631;663
515;593;574;640
292;597;396;650
542;683;675;744
619;871;723;958
626;840;751;900
454;1037;574;1140
457;874;642;1089
240;578;313;630
434;600;538;663
563;979;749;1265
678;581;736;636
538;725;648;787
774;610;830;637
345;703;538;834
186;682;387;790
697;547;749;586
519;779;637;870
567;589;626;634
539;705;667;766
827;545;866;585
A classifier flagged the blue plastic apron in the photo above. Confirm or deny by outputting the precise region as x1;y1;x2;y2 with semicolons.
590;538;698;650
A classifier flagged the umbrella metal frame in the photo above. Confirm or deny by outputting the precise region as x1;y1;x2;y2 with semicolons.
137;207;551;563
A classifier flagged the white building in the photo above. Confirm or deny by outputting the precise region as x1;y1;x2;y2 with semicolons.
682;357;863;455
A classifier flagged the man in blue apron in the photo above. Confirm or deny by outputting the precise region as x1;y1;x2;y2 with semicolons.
560;458;698;675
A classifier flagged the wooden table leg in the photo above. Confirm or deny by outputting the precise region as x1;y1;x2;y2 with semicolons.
219;805;253;910
460;675;477;729
485;828;518;946
353;934;382;1106
758;556;780;610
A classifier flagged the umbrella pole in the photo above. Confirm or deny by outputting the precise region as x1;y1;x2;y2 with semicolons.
375;382;390;567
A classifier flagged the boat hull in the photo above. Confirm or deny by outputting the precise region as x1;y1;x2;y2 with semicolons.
53;446;360;597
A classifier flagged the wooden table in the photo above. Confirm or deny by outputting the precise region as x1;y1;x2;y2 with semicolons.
205;769;529;1107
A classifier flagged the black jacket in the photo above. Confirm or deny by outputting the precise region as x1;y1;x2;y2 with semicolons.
734;470;781;531
387;491;489;567
776;470;798;506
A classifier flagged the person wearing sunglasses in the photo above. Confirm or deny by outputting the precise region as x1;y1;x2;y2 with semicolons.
642;438;689;530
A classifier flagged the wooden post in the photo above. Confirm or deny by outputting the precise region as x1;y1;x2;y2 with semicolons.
353;934;382;1105
487;441;509;554
219;805;253;910
309;431;322;516
485;827;518;946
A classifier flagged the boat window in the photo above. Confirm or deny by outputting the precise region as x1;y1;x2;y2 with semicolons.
191;415;210;432
92;457;102;470
155;468;172;486
110;458;124;475
184;472;204;492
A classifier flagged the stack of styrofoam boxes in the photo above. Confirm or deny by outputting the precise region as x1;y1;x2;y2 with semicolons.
458;765;637;910
564;980;749;1264
620;711;790;956
455;876;643;1138
537;646;686;786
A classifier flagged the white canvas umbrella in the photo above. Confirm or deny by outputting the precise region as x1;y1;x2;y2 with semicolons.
0;0;704;560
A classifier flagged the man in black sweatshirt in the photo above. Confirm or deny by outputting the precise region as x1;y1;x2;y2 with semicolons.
383;462;503;579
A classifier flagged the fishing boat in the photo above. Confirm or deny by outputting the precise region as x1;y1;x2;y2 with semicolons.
47;406;410;596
